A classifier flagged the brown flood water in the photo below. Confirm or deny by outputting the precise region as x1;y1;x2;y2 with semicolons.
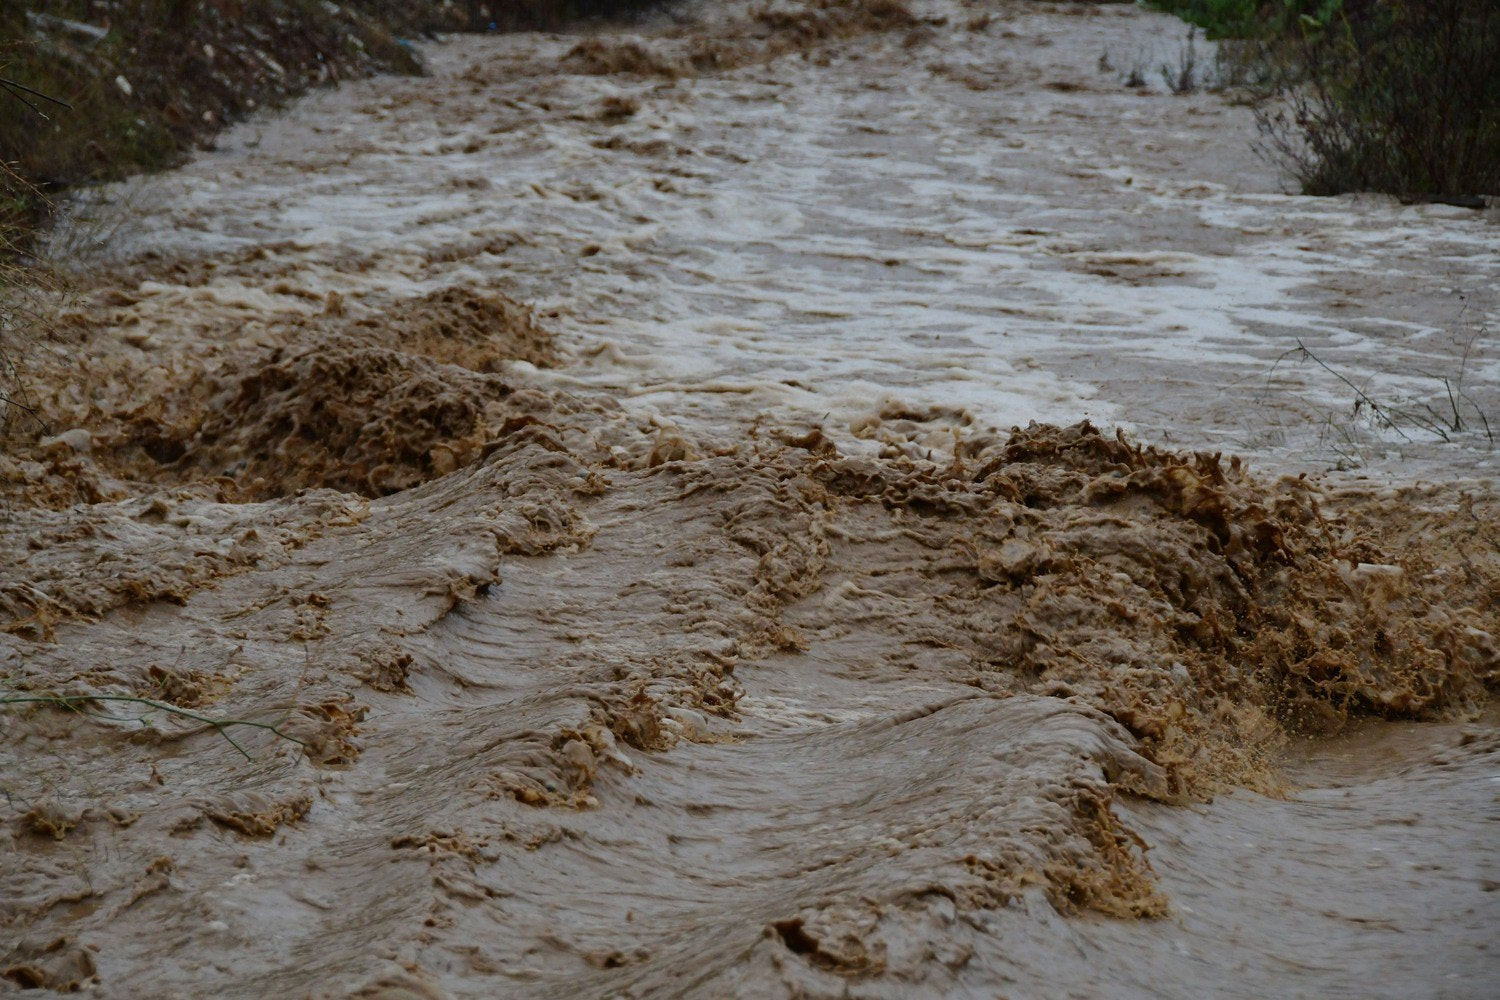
3;1;1496;997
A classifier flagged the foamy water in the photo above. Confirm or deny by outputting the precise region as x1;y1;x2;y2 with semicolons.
8;2;1496;997
63;0;1497;476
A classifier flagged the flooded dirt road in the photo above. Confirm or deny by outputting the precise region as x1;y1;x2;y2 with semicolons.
4;1;1497;996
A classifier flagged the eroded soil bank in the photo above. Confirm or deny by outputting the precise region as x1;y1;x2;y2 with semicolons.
3;1;1496;997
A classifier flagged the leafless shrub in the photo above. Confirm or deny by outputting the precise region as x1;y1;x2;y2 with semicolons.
1160;28;1200;94
1271;327;1494;460
1256;0;1499;202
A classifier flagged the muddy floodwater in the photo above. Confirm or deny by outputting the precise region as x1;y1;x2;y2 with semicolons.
3;1;1497;997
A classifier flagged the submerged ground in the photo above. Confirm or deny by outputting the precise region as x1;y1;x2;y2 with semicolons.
3;1;1497;996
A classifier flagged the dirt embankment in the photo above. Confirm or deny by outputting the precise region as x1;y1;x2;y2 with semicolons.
1;1;665;229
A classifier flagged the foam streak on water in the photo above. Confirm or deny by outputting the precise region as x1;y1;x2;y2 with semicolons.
67;1;1497;476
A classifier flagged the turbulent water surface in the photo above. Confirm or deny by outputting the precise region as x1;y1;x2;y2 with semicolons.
3;2;1497;997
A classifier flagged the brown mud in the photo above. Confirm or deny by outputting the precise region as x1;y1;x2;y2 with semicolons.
4;409;1495;994
2;1;1497;997
563;0;926;77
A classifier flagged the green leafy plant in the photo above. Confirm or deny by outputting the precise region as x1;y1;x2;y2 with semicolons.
1147;0;1340;39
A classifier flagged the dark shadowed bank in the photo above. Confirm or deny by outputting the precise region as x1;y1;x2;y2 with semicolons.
1150;0;1499;204
0;1;669;243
